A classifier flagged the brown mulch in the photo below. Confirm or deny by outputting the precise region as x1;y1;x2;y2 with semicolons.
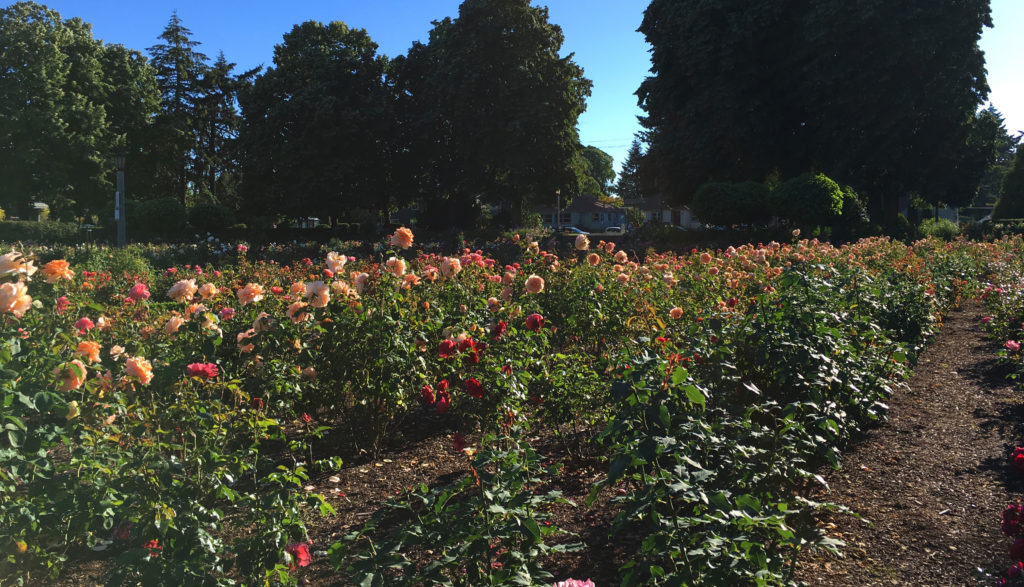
796;301;1024;586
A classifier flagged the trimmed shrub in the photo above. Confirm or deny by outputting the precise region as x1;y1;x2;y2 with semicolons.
0;220;80;243
691;181;772;226
919;217;961;240
771;172;843;227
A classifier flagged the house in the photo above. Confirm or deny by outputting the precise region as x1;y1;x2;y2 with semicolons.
537;194;626;232
623;193;703;230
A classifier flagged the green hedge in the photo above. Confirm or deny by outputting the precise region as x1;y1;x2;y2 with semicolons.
0;221;82;244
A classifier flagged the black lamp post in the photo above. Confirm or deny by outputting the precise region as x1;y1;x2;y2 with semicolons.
115;153;126;246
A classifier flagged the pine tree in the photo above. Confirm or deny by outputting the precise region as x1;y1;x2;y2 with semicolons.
613;139;645;205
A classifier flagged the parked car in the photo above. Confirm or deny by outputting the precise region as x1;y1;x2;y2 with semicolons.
604;226;623;234
560;226;590;235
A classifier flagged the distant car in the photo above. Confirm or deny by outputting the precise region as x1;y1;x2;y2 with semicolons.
604;226;623;234
560;226;590;235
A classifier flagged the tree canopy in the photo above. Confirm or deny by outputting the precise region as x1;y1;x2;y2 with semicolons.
638;0;994;224
0;1;159;219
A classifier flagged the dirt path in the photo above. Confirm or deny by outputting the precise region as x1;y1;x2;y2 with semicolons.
797;302;1024;586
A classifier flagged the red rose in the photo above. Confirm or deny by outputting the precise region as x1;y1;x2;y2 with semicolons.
435;390;450;414
143;539;161;557
252;397;264;410
285;541;312;568
1013;447;1024;472
186;362;220;380
525;313;544;332
494;320;507;339
465;378;484;399
438;339;457;358
421;384;435;405
453;432;466;452
1012;537;1024;561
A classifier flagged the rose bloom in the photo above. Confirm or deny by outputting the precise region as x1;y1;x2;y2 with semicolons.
252;311;274;332
617;272;630;284
326;251;347;273
186;362;219;380
75;340;102;364
286;301;310;323
614;250;629;264
109;345;125;360
198;283;219;300
670;306;684;320
441;257;462;278
237;329;256;353
574;234;590;251
0;251;37;279
438;339;458;358
305;281;330;307
0;282;33;318
185;303;207;320
219;307;235;320
41;259;74;283
287;281;305;298
167;279;198;303
1008;340;1021;352
390;226;414;249
527;241;540;255
353;272;370;293
604;241;615;254
385;256;407;277
525;312;548;332
125;356;154;385
164;314;185;335
285;542;312;569
237;283;265;306
525;274;545;294
128;283;151;302
465;377;484;399
301;366;317;380
1012;447;1024;472
553;580;595;587
74;317;95;335
583;252;600;266
54;359;88;391
402;273;420;289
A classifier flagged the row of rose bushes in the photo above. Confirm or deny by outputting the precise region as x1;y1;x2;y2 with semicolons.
977;241;1024;586
0;230;995;584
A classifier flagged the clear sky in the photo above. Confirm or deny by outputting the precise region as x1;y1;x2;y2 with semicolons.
21;0;1023;173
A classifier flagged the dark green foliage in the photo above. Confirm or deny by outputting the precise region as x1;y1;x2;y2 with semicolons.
691;181;772;226
918;218;961;240
580;145;616;197
187;202;236;233
395;0;592;227
613;139;645;203
995;150;1024;220
133;197;188;240
638;0;992;222
0;2;159;219
239;21;394;223
772;173;843;227
975;107;1020;207
0;221;80;244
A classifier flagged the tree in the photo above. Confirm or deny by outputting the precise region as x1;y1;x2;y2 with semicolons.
974;107;1020;207
771;173;843;228
580;146;616;197
239;21;394;223
146;12;209;205
0;2;159;219
613;139;645;204
994;150;1024;219
637;0;992;226
396;0;592;228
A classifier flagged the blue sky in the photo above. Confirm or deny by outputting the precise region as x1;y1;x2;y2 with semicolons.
26;0;1023;172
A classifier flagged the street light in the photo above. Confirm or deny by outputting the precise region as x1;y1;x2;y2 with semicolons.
114;153;126;247
555;189;561;232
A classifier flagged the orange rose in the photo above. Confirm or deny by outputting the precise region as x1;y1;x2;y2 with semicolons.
390;227;414;249
304;281;330;308
198;283;219;300
614;250;628;263
385;257;406;277
586;253;600;266
0;251;36;279
41;259;74;284
669;307;684;320
237;283;265;306
53;359;87;391
289;281;306;298
75;340;101;364
286;301;309;323
524;274;545;294
0;282;32;318
125;356;154;385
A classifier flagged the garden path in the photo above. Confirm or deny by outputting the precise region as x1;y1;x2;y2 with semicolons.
797;302;1023;586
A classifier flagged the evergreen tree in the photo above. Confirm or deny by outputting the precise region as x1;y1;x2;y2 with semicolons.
613;139;645;204
146;12;209;205
994;149;1024;219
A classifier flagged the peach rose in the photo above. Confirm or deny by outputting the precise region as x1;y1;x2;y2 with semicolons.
41;259;74;284
237;283;265;306
167;279;198;303
669;307;684;320
604;242;615;254
237;329;256;353
527;242;540;255
586;253;600;266
125;356;154;385
252;311;273;332
440;257;462;278
289;281;307;298
331;280;351;296
305;281;330;308
75;340;101;364
0;282;32;318
614;250;628;263
617;273;630;284
352;272;370;293
325;251;347;273
402;274;420;289
198;283;219;300
574;234;590;251
524;274;545;294
286;301;310;323
54;359;87;391
109;345;125;360
385;257;406;277
390;227;414;249
0;251;37;279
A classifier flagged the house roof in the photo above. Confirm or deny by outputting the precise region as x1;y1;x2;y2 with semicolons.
537;193;624;214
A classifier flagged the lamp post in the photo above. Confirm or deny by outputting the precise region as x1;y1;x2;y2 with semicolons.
555;189;561;232
115;153;126;247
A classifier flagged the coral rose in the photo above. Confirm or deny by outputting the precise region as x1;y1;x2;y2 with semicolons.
128;283;150;301
586;253;600;266
75;340;101;364
305;281;330;308
167;279;198;303
54;359;87;391
164;314;185;335
125;356;154;385
41;259;74;284
186;362;219;380
390;226;414;249
286;301;310;323
525;274;545;294
614;250;628;263
237;283;265;306
386;257;407;277
669;307;684;320
0;282;32;318
285;542;312;569
574;234;590;251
